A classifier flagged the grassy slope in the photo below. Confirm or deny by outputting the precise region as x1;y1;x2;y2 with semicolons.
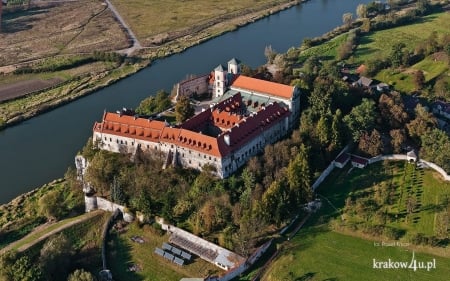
354;13;450;62
263;228;450;281
107;223;223;281
353;12;450;92
262;162;450;281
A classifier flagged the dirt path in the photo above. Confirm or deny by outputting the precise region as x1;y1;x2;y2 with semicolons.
0;210;103;254
105;0;142;56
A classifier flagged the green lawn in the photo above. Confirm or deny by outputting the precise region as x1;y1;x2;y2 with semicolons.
263;228;450;281
107;223;223;281
297;33;349;63
354;13;450;64
262;161;450;281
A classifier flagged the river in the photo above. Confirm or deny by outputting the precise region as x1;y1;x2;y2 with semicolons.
0;0;373;204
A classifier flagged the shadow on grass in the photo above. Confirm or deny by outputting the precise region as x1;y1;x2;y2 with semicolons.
107;232;144;281
2;6;50;33
295;272;316;280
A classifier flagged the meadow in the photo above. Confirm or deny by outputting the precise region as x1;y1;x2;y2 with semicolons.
261;161;450;281
110;0;294;46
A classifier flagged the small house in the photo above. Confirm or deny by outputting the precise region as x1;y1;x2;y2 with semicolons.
335;153;350;168
355;76;374;88
406;150;418;163
351;155;368;169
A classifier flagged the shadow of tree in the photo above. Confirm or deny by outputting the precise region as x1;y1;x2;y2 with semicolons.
106;232;144;281
295;272;316;281
2;6;50;34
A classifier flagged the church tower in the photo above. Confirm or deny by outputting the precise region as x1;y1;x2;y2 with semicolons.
227;58;240;75
214;64;227;98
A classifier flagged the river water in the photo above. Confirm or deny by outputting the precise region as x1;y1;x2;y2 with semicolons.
0;0;372;204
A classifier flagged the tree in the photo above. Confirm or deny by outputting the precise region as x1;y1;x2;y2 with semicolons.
286;144;313;205
390;43;406;68
433;75;450;101
414;70;425;91
342;12;353;27
175;95;194;124
358;129;383;157
378;93;409;128
406;104;437;140
135;90;171;115
420;128;450;173
110;177;126;205
39;190;67;221
67;269;96;281
0;252;42;281
264;45;277;64
390;129;406;153
343;98;377;142
356;4;368;19
40;234;73;280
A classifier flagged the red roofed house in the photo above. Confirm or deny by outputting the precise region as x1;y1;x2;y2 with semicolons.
351;155;369;169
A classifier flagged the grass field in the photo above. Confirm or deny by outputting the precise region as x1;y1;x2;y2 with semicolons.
354;13;450;63
263;227;450;281
262;162;450;281
110;0;293;45
352;12;450;93
107;223;223;281
297;33;348;63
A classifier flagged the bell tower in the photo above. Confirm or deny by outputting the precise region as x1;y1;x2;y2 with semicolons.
214;64;227;98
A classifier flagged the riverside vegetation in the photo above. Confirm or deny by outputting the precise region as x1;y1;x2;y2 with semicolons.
1;0;450;280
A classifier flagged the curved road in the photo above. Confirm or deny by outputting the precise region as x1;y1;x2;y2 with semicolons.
105;0;142;56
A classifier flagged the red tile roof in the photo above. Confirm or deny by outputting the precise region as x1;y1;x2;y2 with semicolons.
94;96;290;158
93;112;166;142
351;155;368;165
231;75;294;99
335;153;350;164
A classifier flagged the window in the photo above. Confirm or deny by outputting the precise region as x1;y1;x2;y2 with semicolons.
110;138;112;142
147;145;150;149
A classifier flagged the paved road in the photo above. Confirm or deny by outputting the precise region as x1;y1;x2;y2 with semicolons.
105;0;142;56
0;210;103;254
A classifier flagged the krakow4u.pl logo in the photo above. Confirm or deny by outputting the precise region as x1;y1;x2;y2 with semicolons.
373;252;436;271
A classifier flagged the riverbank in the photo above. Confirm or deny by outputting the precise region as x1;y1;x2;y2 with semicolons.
0;0;302;131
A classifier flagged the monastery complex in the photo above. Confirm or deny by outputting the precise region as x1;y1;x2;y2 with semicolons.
92;59;300;178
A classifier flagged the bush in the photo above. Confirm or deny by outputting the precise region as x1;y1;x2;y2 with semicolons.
383;227;405;240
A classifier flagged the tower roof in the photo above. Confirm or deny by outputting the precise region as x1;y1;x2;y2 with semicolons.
215;64;226;71
228;58;240;65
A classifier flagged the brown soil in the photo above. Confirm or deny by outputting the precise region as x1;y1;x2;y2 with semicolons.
0;77;63;102
0;0;130;66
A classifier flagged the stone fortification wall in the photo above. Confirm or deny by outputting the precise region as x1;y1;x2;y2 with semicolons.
419;160;450;181
176;74;210;100
85;196;134;222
